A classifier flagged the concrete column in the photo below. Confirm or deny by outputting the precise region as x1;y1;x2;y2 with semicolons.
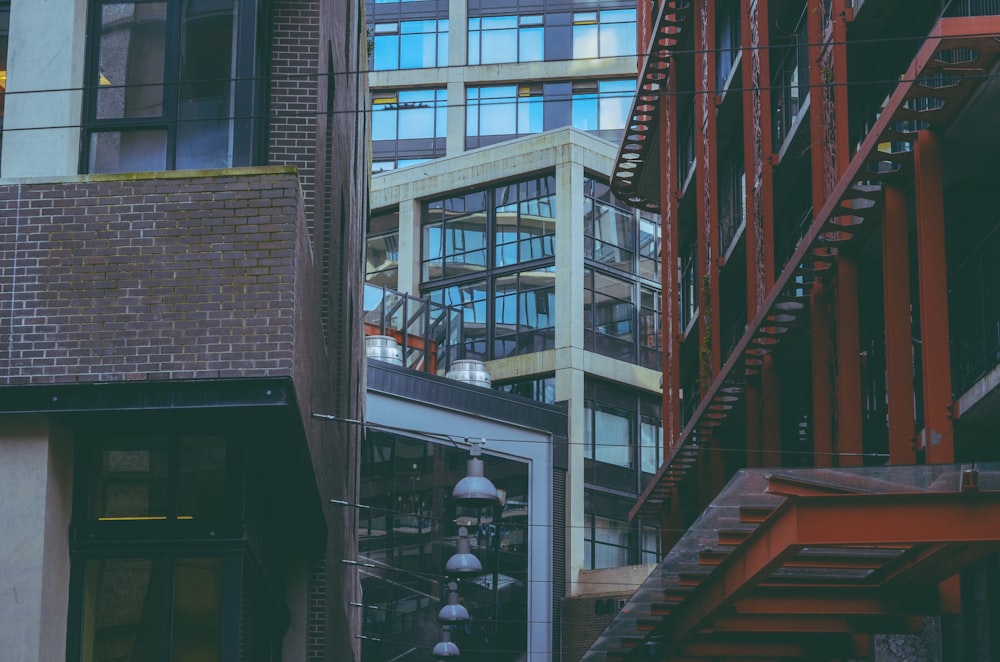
397;194;421;296
445;0;468;157
555;160;587;594
0;416;74;661
1;0;88;177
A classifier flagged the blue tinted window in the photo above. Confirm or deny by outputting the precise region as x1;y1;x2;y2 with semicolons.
574;9;635;59
372;88;447;141
467;85;543;138
372;20;447;70
468;15;543;65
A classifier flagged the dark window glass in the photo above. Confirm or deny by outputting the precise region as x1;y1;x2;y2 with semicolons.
80;556;225;662
178;436;227;520
172;557;224;660
716;0;741;87
87;436;230;521
82;557;166;661
493;375;556;404
89;441;170;520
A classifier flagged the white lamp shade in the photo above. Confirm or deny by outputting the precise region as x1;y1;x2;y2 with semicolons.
452;445;499;507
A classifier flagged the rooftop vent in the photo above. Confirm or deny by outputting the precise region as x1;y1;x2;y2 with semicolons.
446;359;491;388
365;335;403;366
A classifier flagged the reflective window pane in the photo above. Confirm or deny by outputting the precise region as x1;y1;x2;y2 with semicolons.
89;129;168;174
176;0;236;170
373;33;399;70
96;3;167;119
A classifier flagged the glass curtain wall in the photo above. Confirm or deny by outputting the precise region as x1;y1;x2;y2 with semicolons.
583;175;662;369
360;431;530;662
422;174;557;361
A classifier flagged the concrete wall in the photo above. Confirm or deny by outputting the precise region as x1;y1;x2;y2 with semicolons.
0;0;87;178
0;416;73;661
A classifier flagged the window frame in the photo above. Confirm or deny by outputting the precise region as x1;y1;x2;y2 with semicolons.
81;0;271;173
467;14;544;65
421;174;557;362
371;18;448;71
65;433;291;662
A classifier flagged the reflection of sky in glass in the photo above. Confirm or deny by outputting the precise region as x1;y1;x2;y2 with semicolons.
574;9;635;59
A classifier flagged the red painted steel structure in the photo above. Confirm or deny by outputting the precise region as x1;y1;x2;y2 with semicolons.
600;0;1000;657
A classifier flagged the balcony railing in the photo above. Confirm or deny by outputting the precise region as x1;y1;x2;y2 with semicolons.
950;223;1000;395
770;16;809;153
363;283;464;376
945;0;1000;16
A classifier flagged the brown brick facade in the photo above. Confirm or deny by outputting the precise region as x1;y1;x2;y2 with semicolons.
562;593;632;662
0;169;307;384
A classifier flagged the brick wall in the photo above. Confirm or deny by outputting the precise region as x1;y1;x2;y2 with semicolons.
270;0;321;233
561;593;632;662
0;169;306;384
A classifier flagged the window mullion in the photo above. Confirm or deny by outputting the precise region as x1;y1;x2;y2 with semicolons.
163;0;182;170
161;555;176;662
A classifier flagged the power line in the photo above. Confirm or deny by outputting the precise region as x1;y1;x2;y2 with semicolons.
1;27;998;132
1;65;994;133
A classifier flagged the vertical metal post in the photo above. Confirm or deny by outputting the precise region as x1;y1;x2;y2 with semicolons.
882;185;917;464
913;130;954;464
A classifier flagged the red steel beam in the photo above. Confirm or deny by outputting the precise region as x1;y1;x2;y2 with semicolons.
708;612;923;634
882;185;917;464
661;493;1000;652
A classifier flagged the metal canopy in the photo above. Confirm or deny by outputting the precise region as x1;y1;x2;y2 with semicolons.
582;464;1000;661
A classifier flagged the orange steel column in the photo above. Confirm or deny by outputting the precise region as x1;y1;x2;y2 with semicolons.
695;0;726;490
662;63;682;448
662;485;685;552
882;185;917;465
808;0;862;466
835;256;864;466
761;354;782;467
807;0;835;469
811;280;834;467
830;0;863;468
913;130;954;464
694;0;721;385
741;0;775;470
